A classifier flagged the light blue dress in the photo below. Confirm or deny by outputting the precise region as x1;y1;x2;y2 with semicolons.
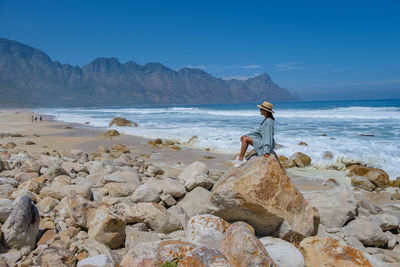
246;118;275;156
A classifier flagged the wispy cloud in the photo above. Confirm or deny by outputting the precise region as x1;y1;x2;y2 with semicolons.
275;62;308;71
223;73;261;80
240;64;264;69
349;79;400;85
183;65;207;70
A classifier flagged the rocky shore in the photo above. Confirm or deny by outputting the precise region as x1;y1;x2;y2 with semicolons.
0;110;399;266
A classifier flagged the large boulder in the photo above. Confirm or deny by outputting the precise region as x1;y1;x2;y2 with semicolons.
343;218;388;247
303;186;357;228
40;184;91;200
103;171;140;185
66;191;97;228
1;195;39;250
364;169;389;188
77;254;114;267
351;176;375;191
260;236;305;267
125;226;160;250
201;156;319;239
299;236;372;267
219;222;276;267
125;202;182;234
130;184;160;203
185;214;231;249
177;161;214;191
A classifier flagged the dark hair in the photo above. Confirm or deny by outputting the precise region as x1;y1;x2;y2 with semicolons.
266;111;275;120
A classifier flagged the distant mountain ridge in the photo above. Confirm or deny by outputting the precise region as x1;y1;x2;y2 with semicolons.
0;38;297;107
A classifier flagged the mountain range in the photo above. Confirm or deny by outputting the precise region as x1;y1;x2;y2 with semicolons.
0;38;297;107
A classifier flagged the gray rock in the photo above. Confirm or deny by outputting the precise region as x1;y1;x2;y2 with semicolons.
177;161;214;191
178;186;210;218
43;164;69;181
160;193;176;207
37;247;76;267
77;254;114;267
303;186;357;228
370;213;399;231
40;184;91;200
0;177;18;187
125;227;160;250
351;175;375;191
1;195;39;250
163;178;186;198
104;182;137;197
385;231;397;249
131;184;160;203
167;205;190;230
343;217;388;247
0;198;13;223
104;171;140;185
260;236;305;267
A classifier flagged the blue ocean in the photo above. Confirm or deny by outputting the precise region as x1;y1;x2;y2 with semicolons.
37;99;400;179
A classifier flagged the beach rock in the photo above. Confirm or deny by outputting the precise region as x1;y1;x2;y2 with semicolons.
109;117;137;127
143;177;164;193
88;205;126;249
111;144;129;154
365;169;389;188
219;222;276;267
343;217;388;247
163;178;186;198
167;205;190;229
299;236;372;267
260;236;305;267
131;184;160;203
37;247;76;267
2;195;39;250
370;213;399;231
160;193;176;206
104;170;140;185
125;202;182;234
347;165;371;176
304;186;357;228
15;172;37;183
351;176;375;191
185;214;231;249
178;186;210;218
154;138;163;145
0;198;13;223
120;241;159;267
146;165;164;176
43;164;69;180
298;141;308;146
104;129;120;138
4;142;16;149
391;193;400;200
155;240;230;266
125;226;160;250
97;145;110;155
37;196;59;214
104;182;136;197
201;156;319;239
66;190;97;228
358;198;383;215
38;155;59;167
20;158;41;173
385;231;397;249
40;184;91;200
392;176;400;187
177;161;214;191
25;140;35;145
77;254;114;267
82;237;120;263
322;151;333;159
289;152;311;167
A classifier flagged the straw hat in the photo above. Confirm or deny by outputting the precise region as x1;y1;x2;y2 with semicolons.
257;101;274;113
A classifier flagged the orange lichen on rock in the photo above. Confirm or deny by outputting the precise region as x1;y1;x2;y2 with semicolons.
299;236;372;267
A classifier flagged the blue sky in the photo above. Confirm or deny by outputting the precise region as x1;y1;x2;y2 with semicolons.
0;0;399;100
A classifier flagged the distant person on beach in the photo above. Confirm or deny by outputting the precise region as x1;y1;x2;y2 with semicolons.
40;116;43;123
31;115;34;123
233;101;275;168
34;116;37;122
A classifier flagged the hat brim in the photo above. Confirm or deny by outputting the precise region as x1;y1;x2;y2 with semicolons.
257;105;274;113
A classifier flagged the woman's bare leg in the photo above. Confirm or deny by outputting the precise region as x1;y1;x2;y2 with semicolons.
239;136;253;160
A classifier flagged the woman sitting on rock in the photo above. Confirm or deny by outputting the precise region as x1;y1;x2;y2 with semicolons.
233;101;275;168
